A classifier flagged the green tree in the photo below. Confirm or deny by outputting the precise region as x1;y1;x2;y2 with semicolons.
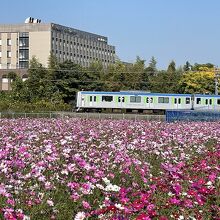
167;60;176;73
125;56;145;90
105;60;127;91
86;61;105;91
192;63;214;71
183;61;191;72
25;57;52;101
148;60;181;93
147;56;157;76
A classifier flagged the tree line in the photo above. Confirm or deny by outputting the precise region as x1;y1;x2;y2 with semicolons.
0;55;217;111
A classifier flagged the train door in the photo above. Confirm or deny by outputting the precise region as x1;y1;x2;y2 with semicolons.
205;98;213;109
117;96;125;108
173;97;181;109
146;96;153;109
89;95;97;107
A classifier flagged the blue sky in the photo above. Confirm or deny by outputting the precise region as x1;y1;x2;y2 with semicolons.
1;0;220;69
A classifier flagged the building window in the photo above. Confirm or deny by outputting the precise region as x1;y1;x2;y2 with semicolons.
7;63;11;69
7;39;11;46
19;37;29;47
158;97;169;103
7;51;11;58
130;96;141;103
19;49;29;60
0;39;2;46
19;61;29;69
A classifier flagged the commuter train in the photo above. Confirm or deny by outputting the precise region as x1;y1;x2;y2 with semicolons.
76;91;220;113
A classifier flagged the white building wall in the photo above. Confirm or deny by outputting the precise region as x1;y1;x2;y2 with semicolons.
29;31;51;67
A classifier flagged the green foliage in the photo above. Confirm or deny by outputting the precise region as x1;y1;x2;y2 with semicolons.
183;61;191;72
167;60;176;73
192;63;214;71
149;69;182;93
124;56;146;90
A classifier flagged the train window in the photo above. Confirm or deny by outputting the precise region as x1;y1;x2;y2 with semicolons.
186;98;190;104
218;99;220;105
196;98;201;104
118;97;125;102
209;99;212;105
178;98;181;104
205;99;208;105
89;96;96;102
102;96;113;102
158;97;169;104
146;97;153;103
174;98;177;104
130;96;141;103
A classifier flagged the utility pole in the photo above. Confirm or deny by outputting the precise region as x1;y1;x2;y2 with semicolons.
214;67;220;95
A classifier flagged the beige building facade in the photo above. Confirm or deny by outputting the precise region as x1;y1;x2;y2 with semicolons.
0;22;116;90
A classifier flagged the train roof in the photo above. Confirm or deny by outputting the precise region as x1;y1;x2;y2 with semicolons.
79;91;220;98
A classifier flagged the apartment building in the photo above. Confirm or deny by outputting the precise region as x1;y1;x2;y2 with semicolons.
0;18;116;90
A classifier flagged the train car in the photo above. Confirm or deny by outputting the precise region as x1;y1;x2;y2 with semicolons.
76;91;220;113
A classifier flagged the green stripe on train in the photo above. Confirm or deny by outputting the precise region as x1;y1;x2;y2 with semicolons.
96;95;100;103
87;95;90;103
115;96;118;103
125;96;128;103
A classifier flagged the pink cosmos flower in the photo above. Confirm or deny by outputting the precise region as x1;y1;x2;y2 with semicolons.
172;183;182;195
47;199;54;207
169;197;181;205
82;200;91;209
183;199;193;208
136;213;151;220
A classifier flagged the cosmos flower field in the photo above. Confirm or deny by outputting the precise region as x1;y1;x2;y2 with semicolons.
0;119;219;220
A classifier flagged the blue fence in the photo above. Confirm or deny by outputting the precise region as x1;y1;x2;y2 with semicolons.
166;110;220;122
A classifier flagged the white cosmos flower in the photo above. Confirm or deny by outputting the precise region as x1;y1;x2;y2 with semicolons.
102;177;110;185
206;181;212;186
74;211;86;220
23;216;31;220
115;203;124;210
105;184;120;192
96;184;105;190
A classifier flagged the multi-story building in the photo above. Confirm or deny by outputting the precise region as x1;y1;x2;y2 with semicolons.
0;18;116;90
